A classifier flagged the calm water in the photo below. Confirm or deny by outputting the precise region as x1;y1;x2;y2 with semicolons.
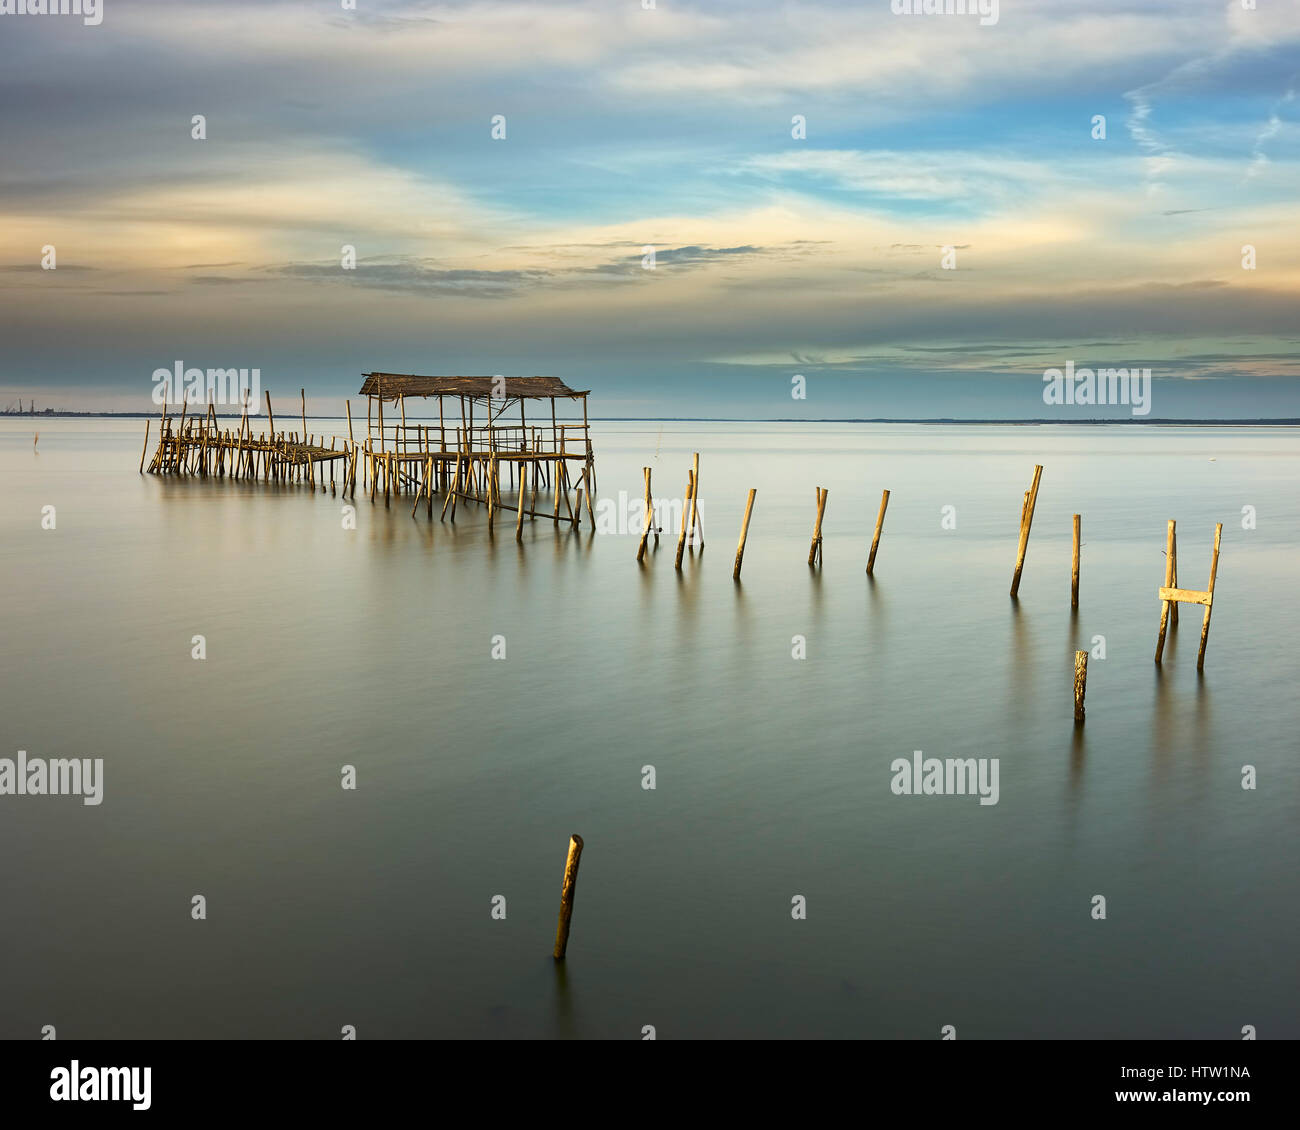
1;418;1297;1039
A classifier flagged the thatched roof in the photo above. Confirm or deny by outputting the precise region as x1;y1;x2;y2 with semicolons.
359;373;587;401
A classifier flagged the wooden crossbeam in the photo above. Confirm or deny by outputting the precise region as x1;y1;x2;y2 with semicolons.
1158;586;1211;607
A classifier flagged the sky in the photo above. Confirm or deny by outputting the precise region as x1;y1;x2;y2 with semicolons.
0;0;1298;419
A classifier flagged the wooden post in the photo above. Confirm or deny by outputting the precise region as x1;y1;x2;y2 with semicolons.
674;469;694;569
264;391;275;440
1009;464;1043;596
637;468;655;562
138;419;151;473
300;388;307;443
733;488;757;580
1071;514;1081;608
808;487;828;566
441;455;461;521
866;489;890;574
583;464;596;526
687;452;700;544
1073;650;1088;722
1169;523;1179;627
345;399;354;447
515;465;527;541
1155;519;1176;662
552;833;584;960
174;397;188;473
1196;523;1222;671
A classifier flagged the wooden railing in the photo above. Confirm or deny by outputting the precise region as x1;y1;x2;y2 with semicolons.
366;423;591;458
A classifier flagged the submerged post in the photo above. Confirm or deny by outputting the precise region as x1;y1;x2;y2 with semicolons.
1074;650;1088;722
1196;523;1223;671
516;467;527;541
1155;519;1176;662
637;467;654;563
866;488;890;574
687;452;700;545
675;469;694;570
552;833;584;960
1010;464;1043;596
138;419;151;474
1071;514;1081;608
808;487;828;567
733;488;757;580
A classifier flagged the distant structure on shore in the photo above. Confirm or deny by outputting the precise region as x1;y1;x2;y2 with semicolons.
1;400;54;415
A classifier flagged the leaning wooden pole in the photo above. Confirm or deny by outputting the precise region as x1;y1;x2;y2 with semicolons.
1155;519;1176;662
636;467;655;563
515;466;527;542
1009;464;1043;596
1071;514;1081;608
1073;650;1088;722
733;488;757;580
1196;523;1223;671
1169;522;1179;627
674;469;694;570
687;452;700;545
808;487;828;567
552;833;584;960
866;488;890;574
138;419;151;474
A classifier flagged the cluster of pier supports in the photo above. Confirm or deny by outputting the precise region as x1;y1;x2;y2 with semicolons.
143;390;598;532
143;391;351;489
642;457;1225;723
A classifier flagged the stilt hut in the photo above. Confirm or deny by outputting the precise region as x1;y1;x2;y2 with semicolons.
357;373;596;527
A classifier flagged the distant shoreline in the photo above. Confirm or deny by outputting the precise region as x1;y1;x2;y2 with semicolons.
2;413;1298;426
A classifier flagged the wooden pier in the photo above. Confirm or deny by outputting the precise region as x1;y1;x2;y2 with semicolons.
144;395;350;488
143;374;597;527
356;373;596;528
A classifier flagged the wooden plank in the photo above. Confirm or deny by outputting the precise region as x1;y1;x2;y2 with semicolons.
1158;586;1211;607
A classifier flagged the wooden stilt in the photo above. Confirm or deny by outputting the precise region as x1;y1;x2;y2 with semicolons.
516;466;527;541
1196;524;1222;671
1071;514;1081;608
808;487;828;567
139;419;151;473
1010;464;1043;596
441;456;460;520
583;464;596;526
866;489;890;574
552;833;584;961
637;468;654;563
1169;523;1179;627
1155;519;1176;662
733;488;757;580
675;469;694;569
687;453;700;544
